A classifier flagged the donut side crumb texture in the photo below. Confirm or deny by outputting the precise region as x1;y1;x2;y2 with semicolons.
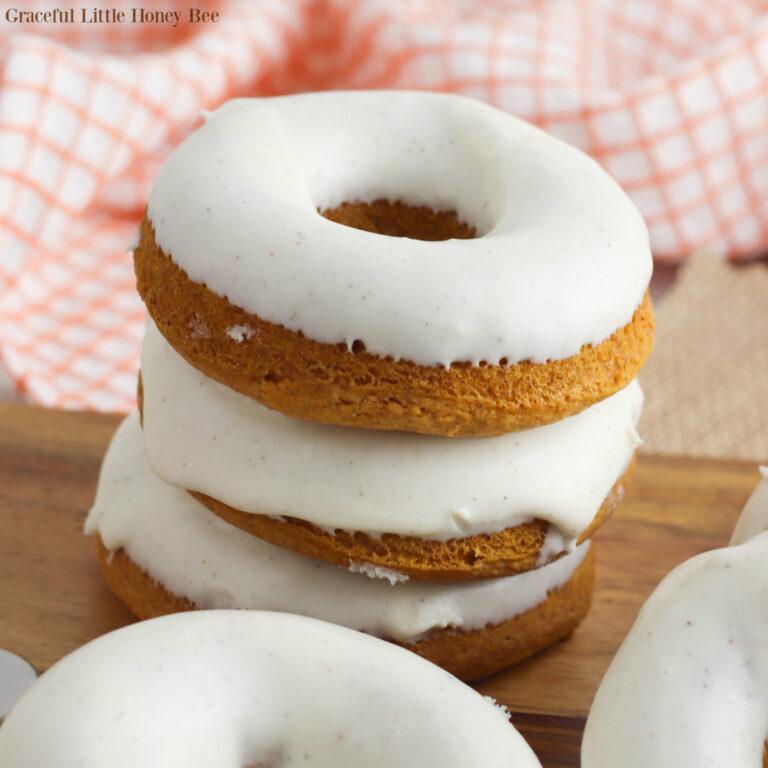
402;546;594;680
93;535;594;681
134;211;654;437
190;457;634;581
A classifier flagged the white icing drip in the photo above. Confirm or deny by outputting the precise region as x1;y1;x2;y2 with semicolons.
0;611;542;767
582;472;768;768
347;561;409;585
225;324;256;342
535;527;573;568
85;414;589;642
141;320;643;540
146;92;651;366
187;313;209;339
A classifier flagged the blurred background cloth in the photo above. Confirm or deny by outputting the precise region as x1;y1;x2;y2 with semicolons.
0;0;766;459
640;252;768;460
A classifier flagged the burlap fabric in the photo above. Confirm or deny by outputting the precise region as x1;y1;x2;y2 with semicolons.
640;254;768;462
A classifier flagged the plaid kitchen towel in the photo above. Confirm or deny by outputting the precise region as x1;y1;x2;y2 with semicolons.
2;0;768;410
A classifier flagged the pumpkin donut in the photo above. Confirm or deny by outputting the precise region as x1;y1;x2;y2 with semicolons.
583;468;768;768
0;611;546;766
135;92;653;436
138;319;642;580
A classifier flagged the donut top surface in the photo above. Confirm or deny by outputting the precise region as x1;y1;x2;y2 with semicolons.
0;611;542;767
141;320;643;539
582;468;768;768
146;91;652;366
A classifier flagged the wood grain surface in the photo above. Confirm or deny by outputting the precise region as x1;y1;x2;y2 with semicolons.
0;401;763;766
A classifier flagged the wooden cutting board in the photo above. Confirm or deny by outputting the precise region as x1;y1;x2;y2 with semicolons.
0;401;763;766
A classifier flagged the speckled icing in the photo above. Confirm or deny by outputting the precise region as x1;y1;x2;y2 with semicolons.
141;320;643;539
85;414;589;642
146;92;652;366
0;611;542;767
582;470;768;768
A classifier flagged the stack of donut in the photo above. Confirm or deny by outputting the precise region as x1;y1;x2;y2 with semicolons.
87;91;654;680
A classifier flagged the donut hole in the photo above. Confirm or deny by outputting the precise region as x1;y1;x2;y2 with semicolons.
320;199;476;241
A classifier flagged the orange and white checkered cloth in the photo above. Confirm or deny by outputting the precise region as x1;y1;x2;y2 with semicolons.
2;0;768;411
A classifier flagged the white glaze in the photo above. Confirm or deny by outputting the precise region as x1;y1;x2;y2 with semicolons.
86;414;589;643
730;466;768;545
0;650;37;720
147;92;652;367
582;470;768;768
0;611;542;767
141;320;643;540
347;561;410;585
225;324;255;342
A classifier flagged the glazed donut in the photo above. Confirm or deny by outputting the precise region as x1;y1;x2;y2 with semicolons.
86;414;594;681
140;319;642;580
582;467;768;768
135;91;654;437
0;611;543;767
